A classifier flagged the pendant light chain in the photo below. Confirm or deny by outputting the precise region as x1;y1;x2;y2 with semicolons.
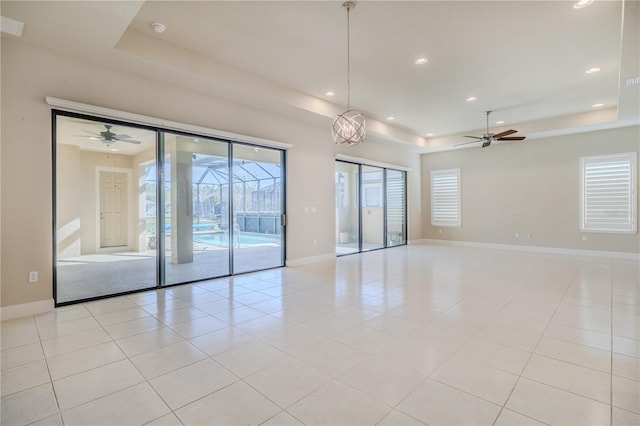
346;2;351;110
331;1;366;145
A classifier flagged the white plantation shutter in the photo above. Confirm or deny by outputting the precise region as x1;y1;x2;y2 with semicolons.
431;169;461;227
580;152;637;233
386;170;406;244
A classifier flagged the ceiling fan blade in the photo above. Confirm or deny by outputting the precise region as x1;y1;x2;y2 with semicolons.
115;134;132;139
81;130;102;136
463;135;483;139
118;139;142;144
497;136;526;141
492;129;517;139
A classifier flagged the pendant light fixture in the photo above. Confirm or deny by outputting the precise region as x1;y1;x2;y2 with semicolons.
332;1;366;146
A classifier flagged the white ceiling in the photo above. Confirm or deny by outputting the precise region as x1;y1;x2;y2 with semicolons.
56;116;156;155
3;1;639;151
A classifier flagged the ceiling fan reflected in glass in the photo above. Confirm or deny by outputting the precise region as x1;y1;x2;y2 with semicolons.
458;111;526;148
76;124;142;146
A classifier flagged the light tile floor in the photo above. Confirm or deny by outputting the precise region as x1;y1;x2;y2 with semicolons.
1;244;639;425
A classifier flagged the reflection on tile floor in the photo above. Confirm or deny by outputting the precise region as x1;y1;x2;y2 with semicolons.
2;244;639;425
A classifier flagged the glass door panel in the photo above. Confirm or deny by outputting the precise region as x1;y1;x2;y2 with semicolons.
55;115;289;304
55;114;157;303
361;165;385;251
231;144;284;274
336;161;360;255
386;169;406;246
162;133;231;285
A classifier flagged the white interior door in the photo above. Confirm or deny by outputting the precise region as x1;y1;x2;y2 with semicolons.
100;171;128;248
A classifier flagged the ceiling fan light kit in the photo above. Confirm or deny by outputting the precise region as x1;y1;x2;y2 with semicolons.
332;1;366;146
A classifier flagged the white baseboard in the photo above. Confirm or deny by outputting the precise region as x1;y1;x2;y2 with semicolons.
420;239;640;260
286;253;336;267
1;299;54;321
407;239;426;245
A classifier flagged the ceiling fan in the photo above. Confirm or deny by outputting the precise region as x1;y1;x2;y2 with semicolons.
458;111;526;148
78;124;141;146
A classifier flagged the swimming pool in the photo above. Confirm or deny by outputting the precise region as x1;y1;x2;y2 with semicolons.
194;232;280;247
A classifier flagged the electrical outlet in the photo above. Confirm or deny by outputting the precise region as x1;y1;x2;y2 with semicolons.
28;271;38;282
515;233;520;238
582;235;588;241
438;229;443;234
313;240;317;246
526;233;532;239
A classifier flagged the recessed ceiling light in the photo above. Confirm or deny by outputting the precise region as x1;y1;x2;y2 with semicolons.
426;133;434;137
325;91;335;97
387;116;395;121
151;22;166;34
466;97;477;102
414;58;428;65
585;67;601;74
496;121;505;125
573;0;593;9
592;103;604;108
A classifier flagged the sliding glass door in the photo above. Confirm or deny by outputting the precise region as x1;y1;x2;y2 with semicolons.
386;169;406;247
55;115;158;303
335;161;360;255
361;165;384;251
162;133;231;285
335;160;407;256
55;112;286;305
232;145;284;274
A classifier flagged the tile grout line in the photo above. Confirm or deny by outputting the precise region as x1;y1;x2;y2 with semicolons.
491;264;580;426
160;285;309;425
609;259;614;426
89;293;230;425
183;277;314;425
60;302;149;423
7;249;635;426
33;315;65;426
59;300;178;423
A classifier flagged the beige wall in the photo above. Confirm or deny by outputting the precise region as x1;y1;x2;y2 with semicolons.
56;144;82;258
0;39;421;308
421;126;640;253
57;145;140;257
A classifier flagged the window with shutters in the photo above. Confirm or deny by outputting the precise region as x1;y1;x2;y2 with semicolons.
580;152;637;234
431;168;461;227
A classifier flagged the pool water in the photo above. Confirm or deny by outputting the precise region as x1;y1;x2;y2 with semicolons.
194;232;280;247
